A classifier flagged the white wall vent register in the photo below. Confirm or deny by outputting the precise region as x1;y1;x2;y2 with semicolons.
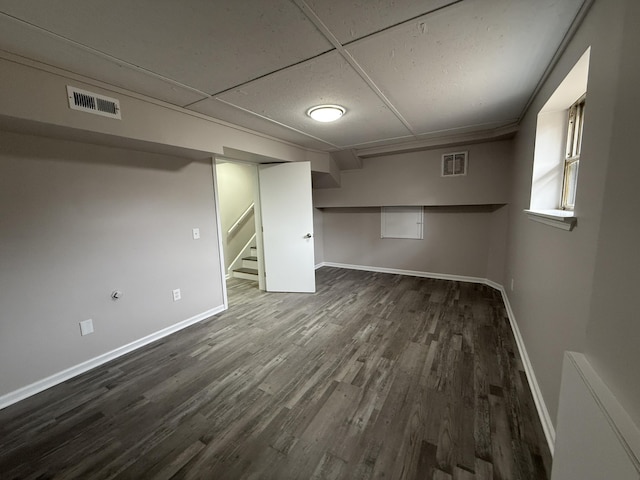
442;151;468;177
66;86;121;119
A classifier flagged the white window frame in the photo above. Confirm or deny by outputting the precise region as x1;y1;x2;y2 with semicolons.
561;96;586;210
525;48;590;231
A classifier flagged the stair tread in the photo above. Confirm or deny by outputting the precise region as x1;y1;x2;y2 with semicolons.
234;267;258;275
243;256;258;261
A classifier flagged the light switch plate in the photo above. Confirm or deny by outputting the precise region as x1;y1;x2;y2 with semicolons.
192;228;200;240
172;288;182;302
80;319;94;336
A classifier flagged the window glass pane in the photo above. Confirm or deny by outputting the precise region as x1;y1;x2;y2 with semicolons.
575;102;585;156
562;97;585;209
565;160;579;208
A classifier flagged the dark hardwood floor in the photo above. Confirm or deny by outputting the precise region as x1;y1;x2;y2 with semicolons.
0;267;551;479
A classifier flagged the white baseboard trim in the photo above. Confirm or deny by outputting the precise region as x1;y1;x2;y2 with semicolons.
498;286;556;455
321;262;487;285
0;304;226;411
4;265;557;456
317;262;556;454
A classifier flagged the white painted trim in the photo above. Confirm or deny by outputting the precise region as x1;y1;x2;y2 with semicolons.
495;285;556;455
0;305;226;410
211;157;229;310
228;233;257;276
354;123;519;158
525;209;577;231
4;260;556;458
316;262;556;454
565;352;640;468
484;279;503;291
315;262;326;270
227;203;254;238
251;164;266;292
321;262;486;285
0;50;331;154
233;270;259;282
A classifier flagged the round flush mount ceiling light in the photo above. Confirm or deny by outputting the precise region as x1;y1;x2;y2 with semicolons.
307;105;345;122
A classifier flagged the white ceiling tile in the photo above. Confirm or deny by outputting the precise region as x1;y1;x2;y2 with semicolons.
187;98;337;151
346;0;585;134
0;0;333;94
306;0;458;43
0;0;586;155
0;14;207;107
217;51;413;148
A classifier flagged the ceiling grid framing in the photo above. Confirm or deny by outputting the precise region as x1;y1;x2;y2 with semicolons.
292;0;418;138
0;0;588;157
0;11;211;103
214;97;342;150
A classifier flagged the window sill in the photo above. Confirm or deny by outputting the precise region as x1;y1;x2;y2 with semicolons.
524;209;577;231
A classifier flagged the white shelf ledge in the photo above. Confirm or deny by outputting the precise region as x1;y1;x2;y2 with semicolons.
524;209;577;231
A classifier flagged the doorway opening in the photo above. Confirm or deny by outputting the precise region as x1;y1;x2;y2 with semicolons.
214;158;264;299
214;155;317;298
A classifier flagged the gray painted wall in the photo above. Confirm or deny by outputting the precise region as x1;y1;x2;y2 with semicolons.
0;56;331;166
584;0;640;428
0;131;224;396
216;162;256;271
314;139;512;282
313;208;325;266
313;140;512;208
485;205;509;286
503;0;627;424
320;206;506;281
2;0;637;440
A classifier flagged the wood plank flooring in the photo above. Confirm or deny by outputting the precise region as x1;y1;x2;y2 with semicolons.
0;267;551;479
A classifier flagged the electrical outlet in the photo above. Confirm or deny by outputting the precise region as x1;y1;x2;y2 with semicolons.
172;288;182;302
192;228;200;240
510;278;514;292
79;319;94;336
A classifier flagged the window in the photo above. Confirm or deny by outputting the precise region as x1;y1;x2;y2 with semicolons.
562;96;585;210
526;47;590;230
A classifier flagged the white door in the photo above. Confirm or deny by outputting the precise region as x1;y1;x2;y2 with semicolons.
258;162;316;293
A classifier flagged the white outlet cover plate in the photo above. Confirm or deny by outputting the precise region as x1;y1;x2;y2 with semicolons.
192;228;200;240
172;289;182;301
80;319;94;336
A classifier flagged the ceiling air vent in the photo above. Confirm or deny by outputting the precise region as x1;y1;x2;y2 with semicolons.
66;86;121;119
442;151;468;177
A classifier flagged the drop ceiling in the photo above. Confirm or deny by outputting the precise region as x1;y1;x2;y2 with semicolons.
0;0;586;157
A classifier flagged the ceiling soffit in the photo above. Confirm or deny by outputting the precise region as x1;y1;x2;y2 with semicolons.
0;0;586;156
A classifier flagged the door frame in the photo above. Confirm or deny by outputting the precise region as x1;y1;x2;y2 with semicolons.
211;156;229;309
212;156;266;293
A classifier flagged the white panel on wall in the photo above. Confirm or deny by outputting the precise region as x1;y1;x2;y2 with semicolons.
381;206;424;239
551;352;640;480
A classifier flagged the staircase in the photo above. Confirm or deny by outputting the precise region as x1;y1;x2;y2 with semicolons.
233;246;258;282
